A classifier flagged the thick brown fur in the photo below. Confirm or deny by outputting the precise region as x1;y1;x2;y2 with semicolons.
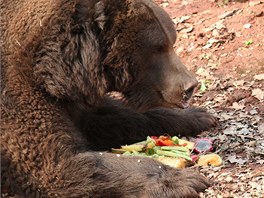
1;0;216;197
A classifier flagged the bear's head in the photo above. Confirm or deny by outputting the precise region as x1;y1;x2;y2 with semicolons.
95;0;198;111
34;0;198;111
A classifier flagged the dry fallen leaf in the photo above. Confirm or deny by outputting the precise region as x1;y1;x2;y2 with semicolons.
223;126;237;135
253;73;264;81
258;123;264;133
218;9;240;19
226;154;247;165
231;102;245;110
215;20;226;30
252;88;264;100
173;15;190;24
249;1;262;6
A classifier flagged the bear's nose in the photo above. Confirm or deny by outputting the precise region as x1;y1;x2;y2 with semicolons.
184;79;198;100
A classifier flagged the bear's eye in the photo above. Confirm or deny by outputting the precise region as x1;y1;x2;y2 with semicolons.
154;44;167;53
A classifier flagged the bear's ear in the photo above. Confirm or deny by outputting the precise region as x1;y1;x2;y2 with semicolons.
73;0;106;30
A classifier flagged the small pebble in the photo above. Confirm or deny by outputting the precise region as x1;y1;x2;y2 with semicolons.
243;23;251;29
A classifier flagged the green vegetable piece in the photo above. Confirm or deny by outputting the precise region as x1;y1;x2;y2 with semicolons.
111;148;127;154
146;148;155;155
146;136;154;142
244;39;253;46
153;146;161;152
171;136;179;144
170;150;190;157
156;150;192;161
160;146;190;153
122;151;132;156
151;154;160;158
121;144;144;152
132;140;147;145
138;153;149;157
200;80;207;92
146;141;156;149
132;150;139;155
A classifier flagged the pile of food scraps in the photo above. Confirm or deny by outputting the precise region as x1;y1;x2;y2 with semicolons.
112;135;222;168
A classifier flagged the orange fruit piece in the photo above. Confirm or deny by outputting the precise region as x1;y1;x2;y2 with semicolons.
197;154;222;166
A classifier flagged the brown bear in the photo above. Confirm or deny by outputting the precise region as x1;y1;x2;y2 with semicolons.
1;0;217;197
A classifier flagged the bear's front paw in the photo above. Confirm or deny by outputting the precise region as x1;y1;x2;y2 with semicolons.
142;167;210;198
185;107;218;135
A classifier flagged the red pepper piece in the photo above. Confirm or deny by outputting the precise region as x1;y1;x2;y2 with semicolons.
159;135;171;140
150;136;158;140
156;139;174;146
180;143;188;147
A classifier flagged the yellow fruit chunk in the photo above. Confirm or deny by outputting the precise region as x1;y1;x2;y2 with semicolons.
178;139;195;150
157;157;187;169
197;154;222;166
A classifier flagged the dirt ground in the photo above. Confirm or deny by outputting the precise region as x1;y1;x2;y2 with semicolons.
155;0;264;197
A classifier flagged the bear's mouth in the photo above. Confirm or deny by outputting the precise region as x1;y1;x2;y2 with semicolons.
176;100;190;109
159;91;190;109
163;100;190;109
